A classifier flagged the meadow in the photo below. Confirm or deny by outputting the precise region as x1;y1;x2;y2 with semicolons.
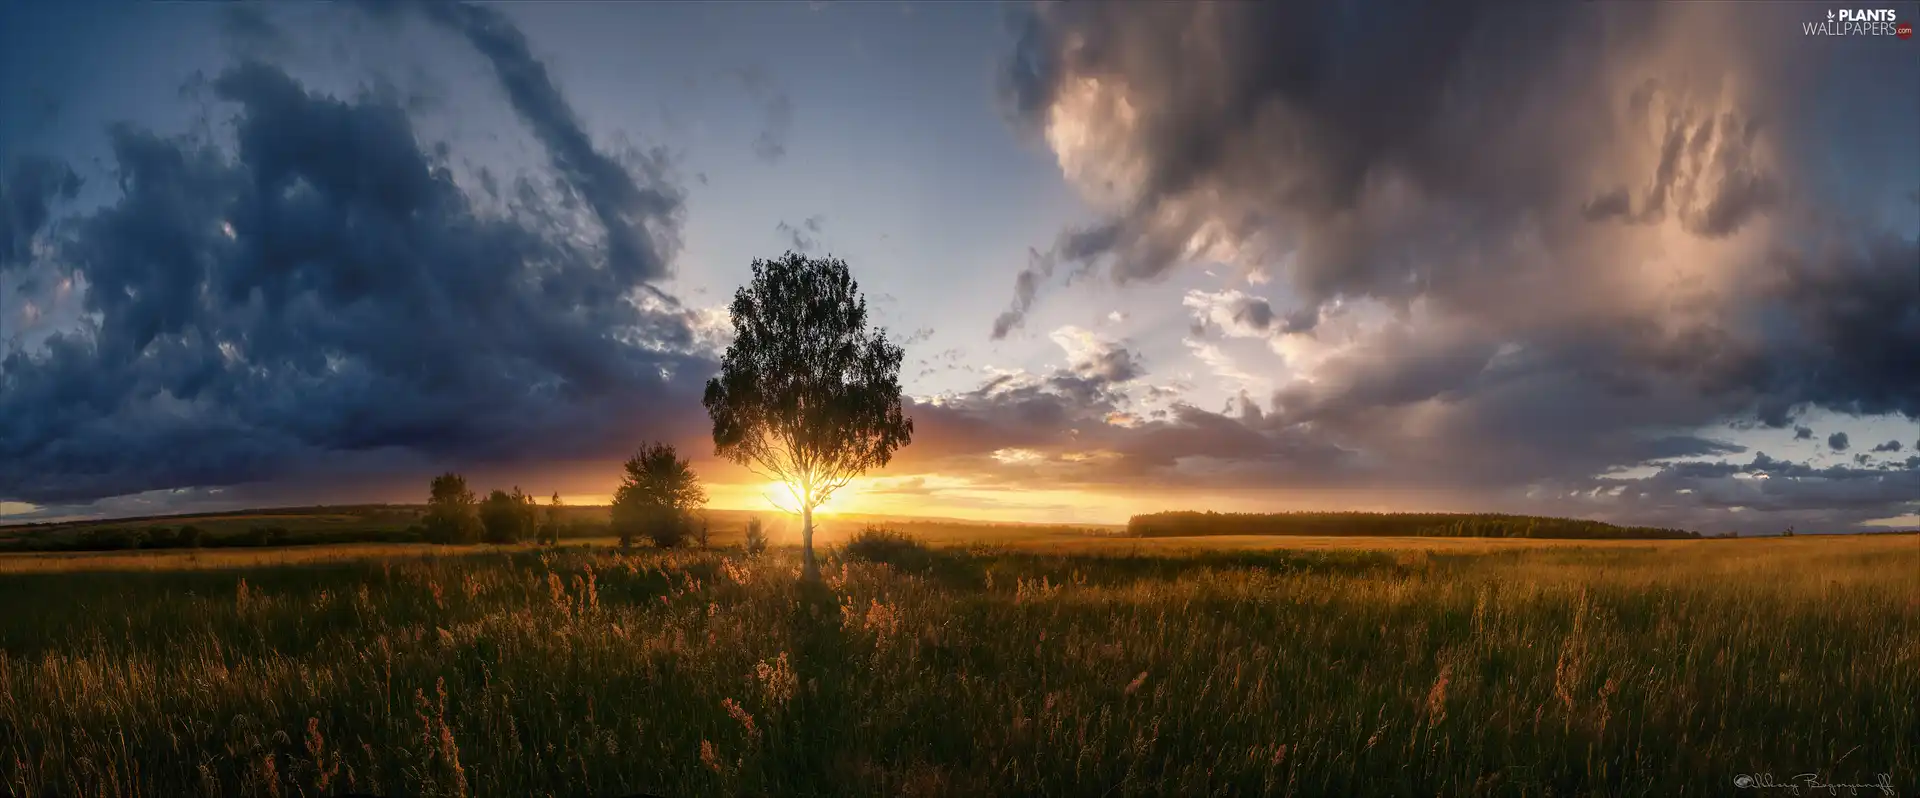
0;526;1914;797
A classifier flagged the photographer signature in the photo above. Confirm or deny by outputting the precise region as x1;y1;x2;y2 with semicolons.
1732;772;1895;796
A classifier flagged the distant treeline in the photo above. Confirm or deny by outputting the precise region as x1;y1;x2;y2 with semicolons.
0;504;424;532
0;520;624;554
1126;511;1701;540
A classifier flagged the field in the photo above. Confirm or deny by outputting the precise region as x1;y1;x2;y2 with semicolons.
0;525;1914;797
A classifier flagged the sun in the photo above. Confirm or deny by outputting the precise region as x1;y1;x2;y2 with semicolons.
761;481;849;515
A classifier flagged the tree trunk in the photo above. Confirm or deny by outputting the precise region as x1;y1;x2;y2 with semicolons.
801;504;820;581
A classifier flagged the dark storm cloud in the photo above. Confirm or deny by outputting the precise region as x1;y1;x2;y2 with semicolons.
219;5;290;58
1828;432;1850;452
1793;425;1814;440
0;156;81;270
1871;439;1902;454
1576;451;1920;532
410;1;684;285
1;51;705;505
993;0;1916;407
984;1;1918;529
1745;231;1920;420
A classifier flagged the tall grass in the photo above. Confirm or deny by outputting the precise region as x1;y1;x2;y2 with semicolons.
0;535;1913;796
1128;511;1701;539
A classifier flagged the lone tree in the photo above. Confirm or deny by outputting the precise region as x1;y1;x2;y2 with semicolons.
541;491;565;545
704;252;913;579
425;472;481;544
611;442;708;549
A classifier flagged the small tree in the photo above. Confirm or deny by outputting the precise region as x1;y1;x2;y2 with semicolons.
541;492;565;545
704;253;914;580
611;442;708;549
743;516;769;557
481;486;536;544
425;472;481;544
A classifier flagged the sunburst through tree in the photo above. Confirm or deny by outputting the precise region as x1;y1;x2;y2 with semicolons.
703;252;914;579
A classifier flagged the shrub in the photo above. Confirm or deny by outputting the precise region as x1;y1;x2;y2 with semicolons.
744;517;770;557
94;528;144;550
480;487;537;544
641;512;692;550
145;527;178;549
178;525;205;548
844;526;929;568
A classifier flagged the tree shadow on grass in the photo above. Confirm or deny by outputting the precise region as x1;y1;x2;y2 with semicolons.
762;577;858;797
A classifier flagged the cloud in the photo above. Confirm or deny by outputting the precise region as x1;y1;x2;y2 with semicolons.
982;2;1918;529
776;214;825;253
410;1;684;285
994;1;1918;408
0;156;82;271
991;246;1056;339
1049;325;1142;384
1871;439;1903;453
1828;432;1850;452
2;30;705;506
1793;425;1813;440
219;5;290;57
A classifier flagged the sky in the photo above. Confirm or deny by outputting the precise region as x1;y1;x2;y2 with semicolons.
1;1;1916;534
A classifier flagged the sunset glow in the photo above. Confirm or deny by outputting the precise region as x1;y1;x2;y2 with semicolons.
0;1;1911;536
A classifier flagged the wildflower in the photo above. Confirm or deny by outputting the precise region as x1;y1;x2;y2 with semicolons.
306;717;340;792
546;572;567;613
754;652;798;708
723;698;759;743
862;599;900;642
1124;671;1149;696
413;677;468;797
1425;662;1451;726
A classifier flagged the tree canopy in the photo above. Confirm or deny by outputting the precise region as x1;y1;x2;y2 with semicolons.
611;442;708;549
424;472;481;544
704;252;913;577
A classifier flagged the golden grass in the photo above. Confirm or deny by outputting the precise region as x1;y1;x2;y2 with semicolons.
0;543;454;573
0;533;1913;796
